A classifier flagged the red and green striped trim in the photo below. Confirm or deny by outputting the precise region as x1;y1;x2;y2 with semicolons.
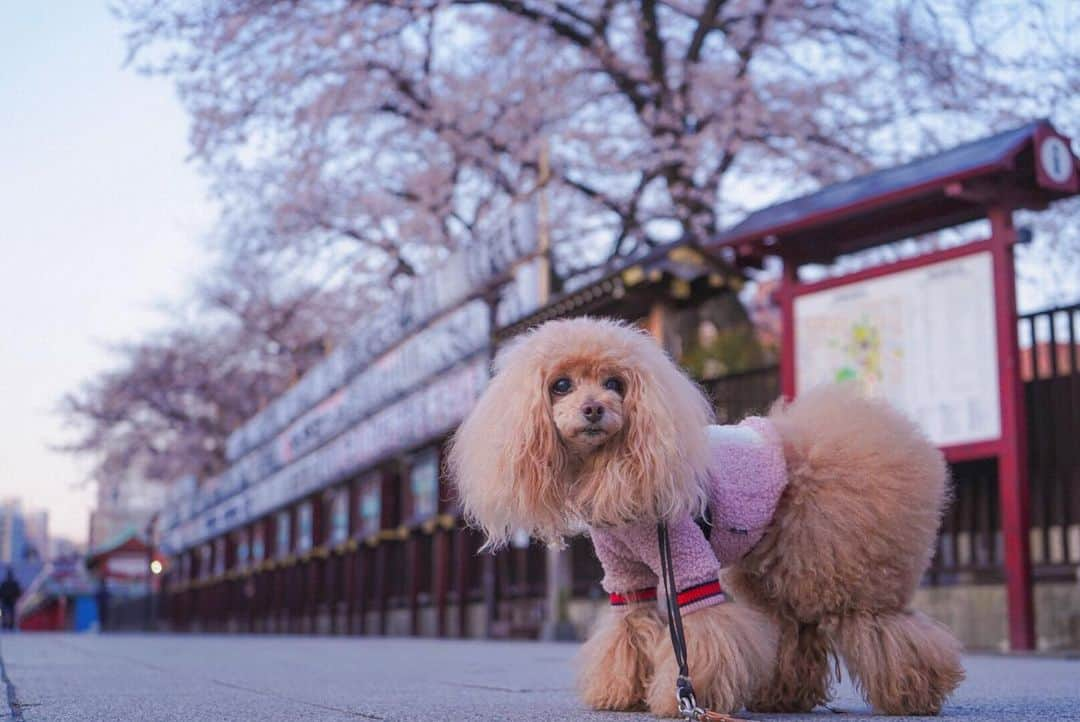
609;587;658;606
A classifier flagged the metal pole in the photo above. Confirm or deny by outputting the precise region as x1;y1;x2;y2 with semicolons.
144;515;156;632
540;545;576;640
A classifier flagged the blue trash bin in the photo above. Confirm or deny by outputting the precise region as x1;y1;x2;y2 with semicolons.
72;594;99;632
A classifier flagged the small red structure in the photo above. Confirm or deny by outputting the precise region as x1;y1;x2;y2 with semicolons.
16;557;98;632
86;530;163;592
18;597;68;631
709;119;1079;650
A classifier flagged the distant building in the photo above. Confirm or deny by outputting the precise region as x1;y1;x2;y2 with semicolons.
0;500;46;595
48;536;83;560
0;499;26;564
88;471;168;552
22;509;48;563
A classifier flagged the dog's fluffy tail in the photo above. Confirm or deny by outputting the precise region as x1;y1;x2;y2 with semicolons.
762;384;951;614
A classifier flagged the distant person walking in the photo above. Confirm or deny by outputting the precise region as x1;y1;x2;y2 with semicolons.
96;578;110;631
0;568;22;630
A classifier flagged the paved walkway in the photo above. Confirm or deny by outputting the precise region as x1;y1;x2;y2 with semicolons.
1;634;1077;721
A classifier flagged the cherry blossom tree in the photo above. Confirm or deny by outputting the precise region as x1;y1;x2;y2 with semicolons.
58;257;362;485
115;0;1078;288
70;0;1077;488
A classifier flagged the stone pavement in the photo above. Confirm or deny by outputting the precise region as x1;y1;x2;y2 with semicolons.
1;634;1077;721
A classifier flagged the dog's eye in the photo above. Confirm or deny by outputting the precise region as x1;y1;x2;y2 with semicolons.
551;377;573;395
603;377;624;395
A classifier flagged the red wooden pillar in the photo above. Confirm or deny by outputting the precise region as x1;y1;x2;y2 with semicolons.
311;559;321;632
374;543;388;635
261;568;269;633
356;546;369;635
278;567;286;633
277;513;287;632
295;564;305;634
433;527;449;637
267;567;275;632
210;542;220;629
333;550;344;634
275;567;285;632
251;568;260;633
778;258;798;400
311;494;323;632
289;565;297;633
326;522;335;633
287;565;295;633
407;535;420;635
210;580;218;631
324;553;333;634
989;205;1036;650
342;550;353;636
378;466;400;635
221;579;228;630
482;551;498;638
341;548;353;635
264;565;271;631
514;545;528;599
262;567;269;633
284;565;294;633
346;479;360;635
454;528;470;637
225;535;236;631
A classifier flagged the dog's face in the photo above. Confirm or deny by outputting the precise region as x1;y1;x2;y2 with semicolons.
449;317;714;547
547;362;627;456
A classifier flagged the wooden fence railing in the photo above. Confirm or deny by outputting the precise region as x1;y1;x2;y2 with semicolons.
159;301;1080;635
929;301;1080;583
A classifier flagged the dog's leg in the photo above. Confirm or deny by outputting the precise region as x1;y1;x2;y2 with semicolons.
830;609;964;715
746;616;832;713
644;603;778;717
577;605;663;711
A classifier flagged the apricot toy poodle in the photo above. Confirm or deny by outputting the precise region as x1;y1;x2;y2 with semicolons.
449;317;963;717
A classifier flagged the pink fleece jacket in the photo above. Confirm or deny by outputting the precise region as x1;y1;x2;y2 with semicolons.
589;417;787;615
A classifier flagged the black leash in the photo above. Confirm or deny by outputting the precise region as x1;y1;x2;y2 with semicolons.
657;522;747;722
658;521;698;718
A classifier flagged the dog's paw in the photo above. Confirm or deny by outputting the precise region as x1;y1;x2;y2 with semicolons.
834;610;964;716
577;605;663;711
645;602;778;717
745;619;833;713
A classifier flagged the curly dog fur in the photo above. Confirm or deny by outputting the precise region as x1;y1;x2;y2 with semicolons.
449;317;963;717
729;387;965;714
644;602;778;716
577;605;664;710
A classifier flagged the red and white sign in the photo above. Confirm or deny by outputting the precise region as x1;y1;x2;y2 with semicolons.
106;554;149;580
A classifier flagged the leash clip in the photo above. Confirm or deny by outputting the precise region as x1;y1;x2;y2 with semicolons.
676;675;700;720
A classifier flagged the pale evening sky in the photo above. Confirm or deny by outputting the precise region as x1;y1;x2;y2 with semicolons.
0;3;214;544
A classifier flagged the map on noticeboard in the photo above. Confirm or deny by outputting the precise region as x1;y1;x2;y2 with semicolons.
794;251;1001;448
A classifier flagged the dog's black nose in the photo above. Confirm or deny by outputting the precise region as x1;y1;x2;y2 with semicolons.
582;403;604;423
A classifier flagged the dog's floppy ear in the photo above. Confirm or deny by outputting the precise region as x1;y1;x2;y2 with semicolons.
591;328;713;525
448;335;568;549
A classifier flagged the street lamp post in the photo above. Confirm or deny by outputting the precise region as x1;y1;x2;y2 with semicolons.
144;513;160;632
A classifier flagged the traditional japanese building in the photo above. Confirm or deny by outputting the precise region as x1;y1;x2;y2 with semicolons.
158;121;1080;649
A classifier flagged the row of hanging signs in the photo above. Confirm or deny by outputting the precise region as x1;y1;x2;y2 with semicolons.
160;204;545;553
